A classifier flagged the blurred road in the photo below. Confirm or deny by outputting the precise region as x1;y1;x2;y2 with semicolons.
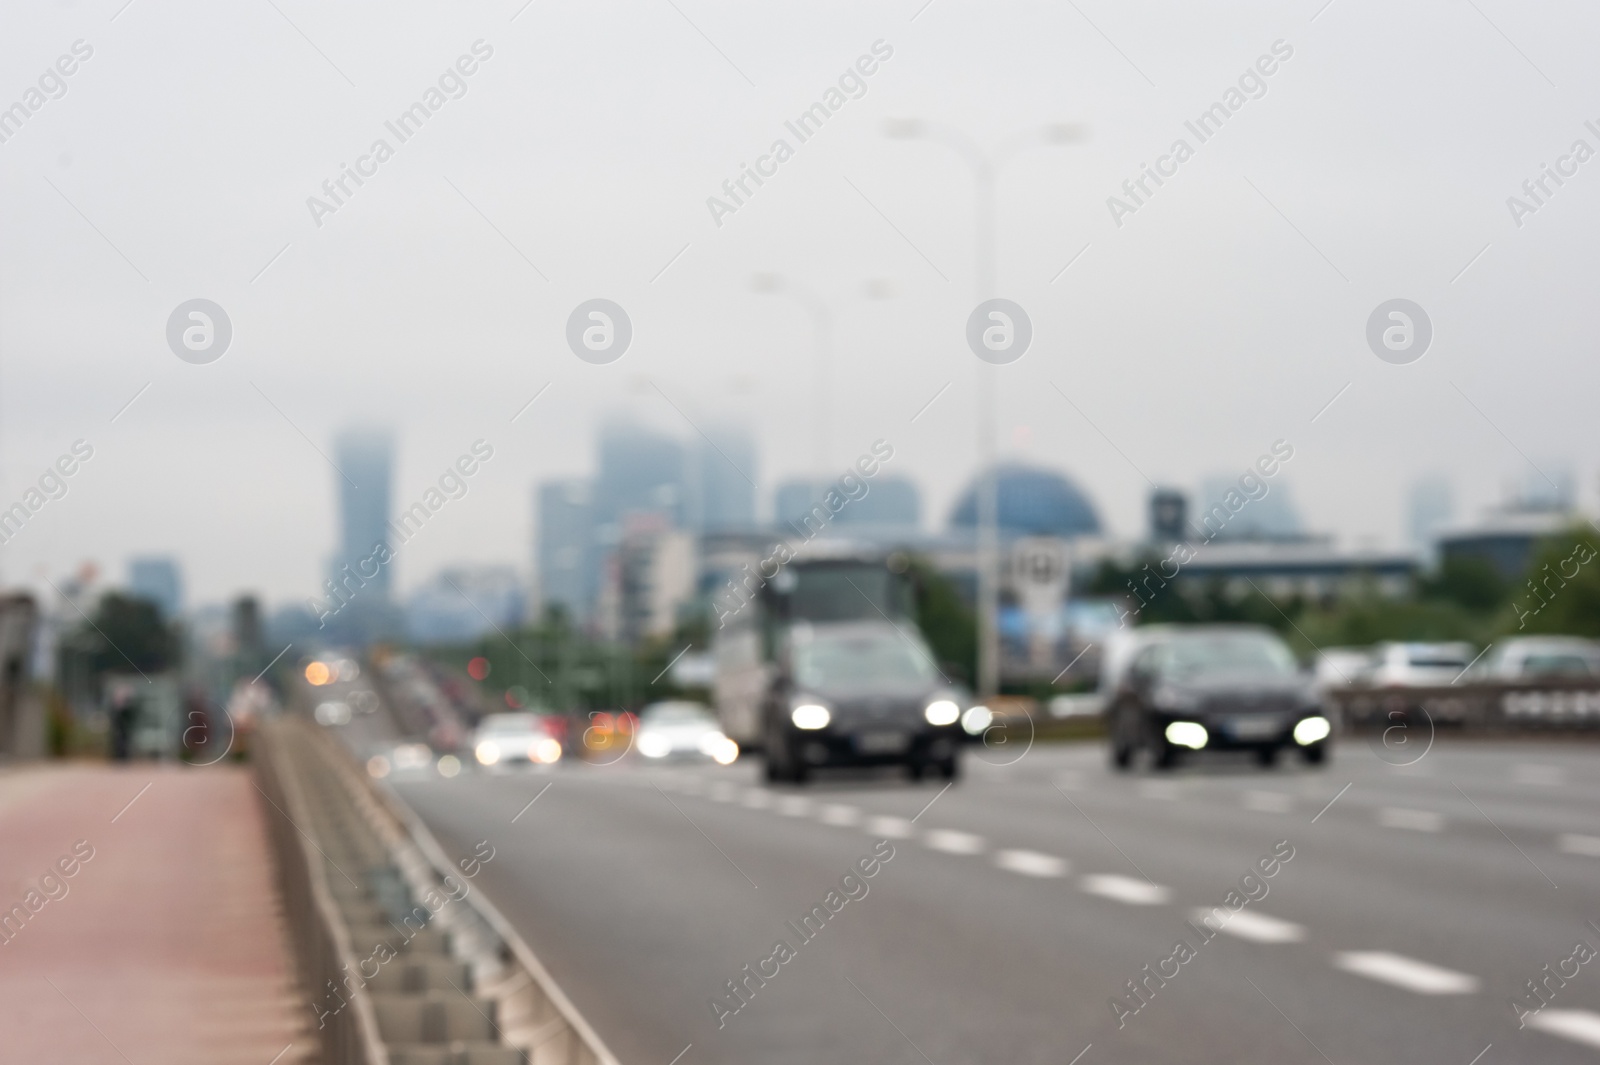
386;740;1600;1064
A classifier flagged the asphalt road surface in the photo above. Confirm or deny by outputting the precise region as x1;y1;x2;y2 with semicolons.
386;736;1600;1064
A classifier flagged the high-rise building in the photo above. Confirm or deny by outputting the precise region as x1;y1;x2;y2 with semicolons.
595;424;687;532
774;479;821;532
1516;463;1575;512
537;480;595;622
691;426;756;532
1148;488;1187;543
1195;474;1302;542
406;566;525;644
832;475;920;532
127;557;182;619
333;428;395;600
1407;476;1453;559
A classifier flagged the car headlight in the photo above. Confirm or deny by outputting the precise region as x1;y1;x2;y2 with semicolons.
791;704;830;730
710;737;739;765
924;699;960;726
1153;687;1201;712
1164;721;1209;749
961;705;993;735
639;733;671;759
1293;715;1331;746
533;737;563;763
475;740;501;765
697;731;730;756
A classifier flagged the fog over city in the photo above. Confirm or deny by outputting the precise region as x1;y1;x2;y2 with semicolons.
4;0;1599;606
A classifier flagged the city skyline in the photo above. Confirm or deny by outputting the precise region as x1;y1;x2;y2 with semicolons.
36;418;1593;625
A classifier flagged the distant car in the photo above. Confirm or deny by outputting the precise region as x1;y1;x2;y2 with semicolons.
366;742;435;779
472;712;562;770
1469;636;1600;682
635;701;738;764
1109;625;1331;770
1367;642;1476;688
1313;647;1374;690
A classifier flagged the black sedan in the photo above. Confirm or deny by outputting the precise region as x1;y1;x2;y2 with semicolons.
1108;626;1332;770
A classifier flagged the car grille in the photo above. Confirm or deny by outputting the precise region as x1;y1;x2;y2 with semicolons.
1202;693;1298;716
829;697;923;729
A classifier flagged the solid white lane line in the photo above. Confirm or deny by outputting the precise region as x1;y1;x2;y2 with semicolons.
777;796;812;817
866;815;915;839
1378;807;1444;832
1558;833;1600;857
924;829;985;855
1080;874;1171;906
1243;791;1294;814
996;850;1068;877
1333;951;1480;994
1527;1009;1600;1049
819;803;861;827
1192;908;1304;943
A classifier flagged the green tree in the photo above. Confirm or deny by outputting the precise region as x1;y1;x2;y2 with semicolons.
1509;527;1600;636
907;557;976;687
85;594;179;675
1418;555;1508;612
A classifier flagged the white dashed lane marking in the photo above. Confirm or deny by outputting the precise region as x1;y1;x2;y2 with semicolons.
819;803;861;827
1192;908;1304;943
741;790;771;809
1080;874;1171;906
924;829;985;855
866;815;915;839
1242;791;1294;814
1527;1010;1600;1050
1559;834;1600;857
777;796;812;817
1333;951;1480;994
1378;807;1444;832
995;849;1068;878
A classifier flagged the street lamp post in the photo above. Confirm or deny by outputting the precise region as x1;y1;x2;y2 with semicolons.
883;120;1086;700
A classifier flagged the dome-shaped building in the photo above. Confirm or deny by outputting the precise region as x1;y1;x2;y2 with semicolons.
947;464;1102;540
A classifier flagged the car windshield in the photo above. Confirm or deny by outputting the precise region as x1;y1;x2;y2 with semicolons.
1521;653;1595;677
793;630;938;689
1407;651;1469;668
1158;635;1298;679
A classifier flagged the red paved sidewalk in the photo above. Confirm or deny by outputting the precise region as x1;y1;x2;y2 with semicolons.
0;763;315;1065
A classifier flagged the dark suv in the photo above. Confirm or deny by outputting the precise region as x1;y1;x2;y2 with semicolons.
1109;626;1331;770
763;620;976;784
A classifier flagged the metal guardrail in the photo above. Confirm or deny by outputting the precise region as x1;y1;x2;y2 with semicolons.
1329;679;1600;732
257;716;620;1065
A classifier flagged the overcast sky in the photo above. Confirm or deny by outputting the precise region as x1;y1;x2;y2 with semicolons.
2;0;1596;609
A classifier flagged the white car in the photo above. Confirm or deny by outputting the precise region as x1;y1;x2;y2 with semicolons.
636;701;738;764
472;712;562;770
1469;637;1600;682
1313;647;1374;690
1367;642;1476;688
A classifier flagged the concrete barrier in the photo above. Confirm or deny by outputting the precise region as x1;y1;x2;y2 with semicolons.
257;716;620;1065
1329;679;1600;733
